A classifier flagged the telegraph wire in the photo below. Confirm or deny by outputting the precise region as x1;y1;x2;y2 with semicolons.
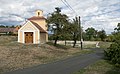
61;0;71;10
61;0;78;16
64;0;77;15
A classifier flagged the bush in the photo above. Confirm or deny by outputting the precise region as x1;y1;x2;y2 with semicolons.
104;33;120;67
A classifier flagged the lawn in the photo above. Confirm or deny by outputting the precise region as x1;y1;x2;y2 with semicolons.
73;60;120;74
0;36;93;74
99;41;112;49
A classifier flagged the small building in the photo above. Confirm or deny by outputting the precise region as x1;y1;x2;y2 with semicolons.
18;10;48;44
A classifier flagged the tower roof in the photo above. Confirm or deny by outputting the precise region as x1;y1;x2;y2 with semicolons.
28;16;46;20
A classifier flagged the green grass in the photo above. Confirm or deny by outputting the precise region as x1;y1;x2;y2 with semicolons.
99;42;112;49
83;44;96;49
73;60;120;74
71;49;94;56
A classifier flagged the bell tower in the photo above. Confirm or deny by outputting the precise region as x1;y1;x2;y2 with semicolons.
35;10;43;17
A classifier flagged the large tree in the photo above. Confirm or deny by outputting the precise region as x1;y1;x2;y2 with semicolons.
47;7;68;45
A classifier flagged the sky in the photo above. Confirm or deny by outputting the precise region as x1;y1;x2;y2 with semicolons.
0;0;120;34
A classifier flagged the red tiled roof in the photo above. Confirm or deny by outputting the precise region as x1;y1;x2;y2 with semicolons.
0;28;15;32
0;27;20;32
28;16;46;20
30;21;47;33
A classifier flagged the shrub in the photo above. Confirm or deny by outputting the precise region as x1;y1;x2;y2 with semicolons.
104;33;120;67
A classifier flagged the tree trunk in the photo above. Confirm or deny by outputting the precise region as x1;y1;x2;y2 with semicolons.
73;39;76;48
73;33;76;48
65;39;66;46
54;36;59;46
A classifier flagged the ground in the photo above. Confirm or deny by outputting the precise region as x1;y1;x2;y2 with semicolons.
0;36;93;74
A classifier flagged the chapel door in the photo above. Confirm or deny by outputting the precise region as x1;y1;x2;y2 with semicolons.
25;32;33;43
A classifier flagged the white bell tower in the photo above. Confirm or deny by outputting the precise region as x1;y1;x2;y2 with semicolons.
35;10;43;17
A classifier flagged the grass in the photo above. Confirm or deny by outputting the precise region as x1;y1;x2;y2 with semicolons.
73;60;120;74
83;44;96;49
99;42;112;49
0;36;93;74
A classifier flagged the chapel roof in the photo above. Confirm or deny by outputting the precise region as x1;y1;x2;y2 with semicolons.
30;21;47;33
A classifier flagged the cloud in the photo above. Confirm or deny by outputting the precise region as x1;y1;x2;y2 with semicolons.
0;0;120;34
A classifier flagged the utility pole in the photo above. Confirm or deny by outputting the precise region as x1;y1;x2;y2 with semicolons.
79;16;83;50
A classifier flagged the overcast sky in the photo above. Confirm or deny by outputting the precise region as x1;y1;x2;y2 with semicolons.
0;0;120;34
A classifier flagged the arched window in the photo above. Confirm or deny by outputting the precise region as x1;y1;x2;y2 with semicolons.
38;12;40;16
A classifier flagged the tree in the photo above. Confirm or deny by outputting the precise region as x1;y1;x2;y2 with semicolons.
10;25;15;28
114;23;120;32
69;17;80;48
47;7;69;45
85;27;97;41
0;25;6;28
98;30;107;41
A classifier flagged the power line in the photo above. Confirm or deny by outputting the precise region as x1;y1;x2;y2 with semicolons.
61;0;71;10
61;0;78;16
64;0;77;15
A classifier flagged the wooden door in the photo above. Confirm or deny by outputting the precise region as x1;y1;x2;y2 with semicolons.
25;32;33;43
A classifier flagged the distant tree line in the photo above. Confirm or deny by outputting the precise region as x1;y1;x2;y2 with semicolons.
83;27;107;41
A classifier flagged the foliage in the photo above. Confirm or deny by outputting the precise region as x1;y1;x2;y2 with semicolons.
83;27;107;41
61;19;72;45
85;27;97;41
104;23;120;67
104;41;120;67
69;17;81;47
114;23;120;32
98;30;107;41
105;35;114;42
